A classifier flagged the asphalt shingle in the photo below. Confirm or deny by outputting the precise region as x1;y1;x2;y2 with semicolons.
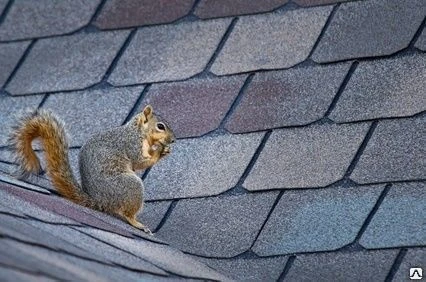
284;250;398;282
312;0;426;62
0;41;30;87
109;19;231;85
78;228;230;280
360;183;426;249
0;240;69;281
0;265;54;282
211;7;332;75
194;0;289;19
40;86;143;147
200;256;288;281
2;239;158;281
141;75;246;138
226;63;351;133
0;163;15;175
0;94;44;146
0;202;21;216
330;54;426;123
351;117;425;184
0;0;424;279
0;148;14;163
1;184;134;237
18;174;56;192
0;214;99;260
252;185;383;256
0;188;77;224
156;192;278;257
0;174;51;194
393;249;426;282
415;28;426;51
94;0;195;29
7;31;130;95
141;201;171;232
244;123;369;190
0;0;101;41
24;221;167;275
144;133;265;200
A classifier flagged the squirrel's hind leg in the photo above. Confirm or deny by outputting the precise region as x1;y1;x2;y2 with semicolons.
124;215;153;235
121;212;153;235
117;202;153;235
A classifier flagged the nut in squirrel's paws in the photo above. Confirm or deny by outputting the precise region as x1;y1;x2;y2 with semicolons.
161;145;171;156
151;143;171;156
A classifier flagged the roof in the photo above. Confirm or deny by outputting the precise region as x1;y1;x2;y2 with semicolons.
0;0;425;281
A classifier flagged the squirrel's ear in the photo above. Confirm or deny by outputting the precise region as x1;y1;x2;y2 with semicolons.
143;105;153;121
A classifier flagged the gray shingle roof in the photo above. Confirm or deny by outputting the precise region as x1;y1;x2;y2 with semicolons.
0;0;424;280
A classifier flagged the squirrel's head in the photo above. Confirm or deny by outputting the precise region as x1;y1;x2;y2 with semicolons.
133;105;175;150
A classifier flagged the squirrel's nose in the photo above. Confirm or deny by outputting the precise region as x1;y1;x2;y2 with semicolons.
170;138;175;143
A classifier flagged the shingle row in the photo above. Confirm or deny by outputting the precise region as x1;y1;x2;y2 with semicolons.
154;182;425;258
2;0;423;95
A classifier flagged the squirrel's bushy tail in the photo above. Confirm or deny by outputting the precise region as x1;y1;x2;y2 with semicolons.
9;109;92;207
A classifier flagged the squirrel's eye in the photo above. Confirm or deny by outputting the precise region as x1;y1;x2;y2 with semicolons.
156;122;166;131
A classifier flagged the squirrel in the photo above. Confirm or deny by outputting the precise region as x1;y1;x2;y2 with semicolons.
9;105;175;235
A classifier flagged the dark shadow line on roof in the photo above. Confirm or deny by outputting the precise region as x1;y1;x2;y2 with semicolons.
24;215;83;228
307;3;339;59
121;84;151;125
0;260;60;280
187;242;424;260
153;200;178;234
146;178;424;203
102;28;138;82
88;0;108;24
37;94;49;109
1;234;117;267
324;61;358;117
236;130;272;187
193;0;297;21
218;73;254;131
1;39;36;91
344;121;378;178
385;248;408;282
204;17;238;73
249;191;285;249
408;16;426;48
354;184;391;242
3;79;115;97
330;111;426;126
0;210;27;219
141;168;151;180
0;0;13;25
277;255;296;282
70;227;173;277
0;159;15;165
188;0;203;17
312;45;423;65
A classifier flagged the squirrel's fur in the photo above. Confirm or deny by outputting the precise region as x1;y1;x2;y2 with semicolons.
9;106;175;234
